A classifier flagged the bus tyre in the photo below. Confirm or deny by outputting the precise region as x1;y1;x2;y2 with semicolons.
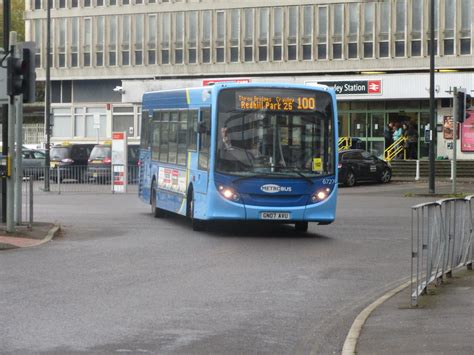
344;171;356;187
189;194;206;231
151;181;165;218
295;221;308;232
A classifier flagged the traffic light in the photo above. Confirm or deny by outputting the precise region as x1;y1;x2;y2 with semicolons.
6;48;36;103
22;48;36;103
455;91;470;123
7;56;25;97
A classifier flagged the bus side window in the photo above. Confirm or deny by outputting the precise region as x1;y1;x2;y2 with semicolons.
187;110;198;151
198;109;211;170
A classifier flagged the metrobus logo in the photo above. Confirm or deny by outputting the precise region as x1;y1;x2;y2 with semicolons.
261;184;292;193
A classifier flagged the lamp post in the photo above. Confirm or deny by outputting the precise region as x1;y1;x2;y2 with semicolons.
44;0;51;192
428;0;436;194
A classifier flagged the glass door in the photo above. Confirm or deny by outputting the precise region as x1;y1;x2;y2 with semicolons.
350;112;367;150
369;113;385;157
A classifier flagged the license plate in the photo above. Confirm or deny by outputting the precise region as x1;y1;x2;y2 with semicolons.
92;160;102;164
50;162;57;168
260;212;290;220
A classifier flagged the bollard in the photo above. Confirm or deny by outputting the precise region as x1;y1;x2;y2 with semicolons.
415;160;420;181
29;177;33;227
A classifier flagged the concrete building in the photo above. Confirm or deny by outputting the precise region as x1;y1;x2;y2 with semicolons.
24;0;473;159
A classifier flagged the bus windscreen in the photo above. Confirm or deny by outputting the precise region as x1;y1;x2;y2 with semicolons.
217;88;334;178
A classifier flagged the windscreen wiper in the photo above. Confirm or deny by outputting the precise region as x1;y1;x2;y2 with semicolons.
232;173;276;183
274;167;314;185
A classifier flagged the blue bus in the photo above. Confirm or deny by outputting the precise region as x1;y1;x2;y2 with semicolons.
139;83;338;232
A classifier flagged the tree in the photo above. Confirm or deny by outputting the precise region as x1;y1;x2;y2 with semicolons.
0;0;25;46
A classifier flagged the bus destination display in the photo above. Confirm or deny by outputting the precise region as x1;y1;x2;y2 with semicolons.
236;93;316;112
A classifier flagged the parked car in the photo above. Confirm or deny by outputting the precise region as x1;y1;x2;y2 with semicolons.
50;144;95;182
22;149;46;180
87;144;139;184
338;149;392;187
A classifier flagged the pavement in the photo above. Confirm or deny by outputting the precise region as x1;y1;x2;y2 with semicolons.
0;222;60;250
1;181;473;354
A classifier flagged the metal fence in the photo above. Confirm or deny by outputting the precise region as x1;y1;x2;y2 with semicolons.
411;196;473;306
23;165;140;194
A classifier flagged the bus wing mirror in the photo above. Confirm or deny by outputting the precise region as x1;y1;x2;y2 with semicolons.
197;122;208;134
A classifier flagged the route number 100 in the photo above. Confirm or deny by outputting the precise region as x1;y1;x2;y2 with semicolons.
297;97;316;110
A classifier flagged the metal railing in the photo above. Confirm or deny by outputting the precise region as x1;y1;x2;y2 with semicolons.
338;137;352;151
384;136;407;161
22;165;140;194
411;196;473;306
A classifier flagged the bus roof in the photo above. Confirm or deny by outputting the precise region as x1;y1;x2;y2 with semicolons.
141;83;334;111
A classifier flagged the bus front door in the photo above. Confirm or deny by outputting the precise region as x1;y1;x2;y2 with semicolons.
192;108;211;219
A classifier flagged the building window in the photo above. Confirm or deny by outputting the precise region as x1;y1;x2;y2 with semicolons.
202;11;212;63
33;0;42;9
444;0;455;55
216;11;225;63
59;0;66;8
187;11;198;64
244;8;254;62
83;18;92;67
317;6;328;60
97;0;104;6
52;108;73;138
302;6;313;60
174;12;184;64
378;2;390;57
84;0;91;7
108;16;117;66
272;7;283;61
411;0;423;56
109;0;116;5
122;0;130;5
71;17;79;67
258;8;269;62
230;9;240;62
135;14;144;65
71;0;78;7
121;15;131;66
34;19;42;68
287;6;298;60
147;15;157;65
348;3;359;59
332;4;343;59
161;13;170;64
428;0;439;56
363;2;374;58
96;16;105;66
395;0;406;57
57;18;66;67
460;0;471;55
75;107;107;138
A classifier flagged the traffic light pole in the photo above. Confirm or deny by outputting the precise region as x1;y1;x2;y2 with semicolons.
6;33;16;232
452;87;458;194
2;0;10;223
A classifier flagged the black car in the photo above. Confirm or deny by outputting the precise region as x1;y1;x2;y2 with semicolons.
22;149;46;180
338;149;392;187
87;144;139;184
50;144;95;182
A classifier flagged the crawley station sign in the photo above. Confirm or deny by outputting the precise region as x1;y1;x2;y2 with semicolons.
310;80;383;95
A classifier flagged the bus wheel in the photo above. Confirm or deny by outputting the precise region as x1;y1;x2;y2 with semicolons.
151;181;165;218
295;221;308;232
189;194;206;231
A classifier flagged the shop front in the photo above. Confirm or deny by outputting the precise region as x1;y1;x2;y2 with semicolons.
337;100;430;158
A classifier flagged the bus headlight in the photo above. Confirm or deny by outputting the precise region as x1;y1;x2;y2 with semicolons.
311;188;331;203
218;185;241;202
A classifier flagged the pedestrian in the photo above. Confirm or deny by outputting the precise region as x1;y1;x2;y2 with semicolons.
384;122;393;149
405;124;418;159
392;122;403;142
